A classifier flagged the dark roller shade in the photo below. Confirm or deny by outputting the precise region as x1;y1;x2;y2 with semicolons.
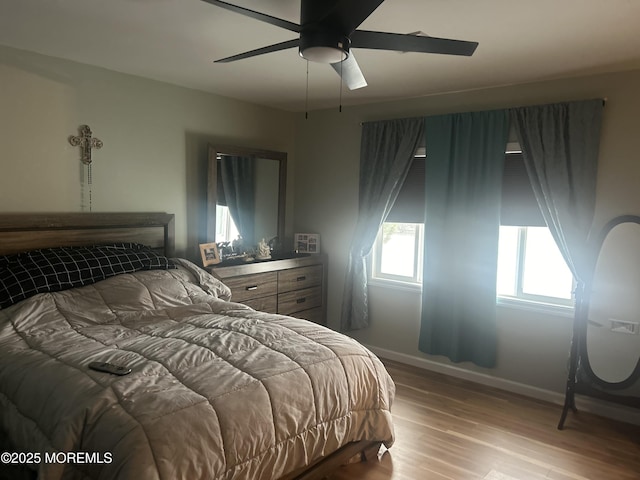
385;152;545;227
501;153;545;226
385;156;425;223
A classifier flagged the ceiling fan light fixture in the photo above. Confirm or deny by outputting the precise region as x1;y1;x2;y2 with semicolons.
300;45;347;63
299;30;350;64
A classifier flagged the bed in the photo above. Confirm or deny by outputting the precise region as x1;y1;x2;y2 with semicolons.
0;212;395;480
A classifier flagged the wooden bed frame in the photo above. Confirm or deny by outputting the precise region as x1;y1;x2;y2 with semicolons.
0;212;175;257
0;212;384;480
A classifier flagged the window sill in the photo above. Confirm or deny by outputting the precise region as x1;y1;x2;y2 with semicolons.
368;277;422;293
497;296;574;318
368;281;574;318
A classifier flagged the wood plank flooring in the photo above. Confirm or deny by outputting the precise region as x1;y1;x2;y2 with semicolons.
326;359;640;480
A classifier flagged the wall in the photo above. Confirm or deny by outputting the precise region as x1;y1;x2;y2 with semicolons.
0;45;297;259
294;68;640;399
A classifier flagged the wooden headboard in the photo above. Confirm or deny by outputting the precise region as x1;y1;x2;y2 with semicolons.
0;212;175;257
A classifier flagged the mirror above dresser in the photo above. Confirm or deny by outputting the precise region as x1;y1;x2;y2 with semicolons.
206;144;287;251
205;144;326;325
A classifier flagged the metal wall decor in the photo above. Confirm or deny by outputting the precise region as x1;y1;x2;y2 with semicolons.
68;125;103;212
68;125;103;165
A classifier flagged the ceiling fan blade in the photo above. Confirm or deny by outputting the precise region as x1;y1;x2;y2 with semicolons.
331;53;367;90
201;0;301;33
214;39;300;63
351;30;478;56
318;0;385;34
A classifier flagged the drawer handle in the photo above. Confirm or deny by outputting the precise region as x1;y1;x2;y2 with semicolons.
297;276;306;281
246;286;258;291
296;297;306;304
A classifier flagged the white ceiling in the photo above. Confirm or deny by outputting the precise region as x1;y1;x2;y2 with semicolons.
1;0;640;112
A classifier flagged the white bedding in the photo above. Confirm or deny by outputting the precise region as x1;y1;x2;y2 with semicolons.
0;260;395;480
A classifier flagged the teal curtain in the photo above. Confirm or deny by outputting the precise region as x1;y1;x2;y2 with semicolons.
419;110;510;367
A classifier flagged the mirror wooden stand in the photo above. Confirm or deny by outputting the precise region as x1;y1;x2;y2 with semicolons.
558;215;640;429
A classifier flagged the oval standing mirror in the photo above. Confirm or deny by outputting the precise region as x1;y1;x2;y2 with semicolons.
583;215;640;387
207;145;286;250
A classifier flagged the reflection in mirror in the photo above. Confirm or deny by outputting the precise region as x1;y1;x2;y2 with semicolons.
207;145;286;251
586;221;640;383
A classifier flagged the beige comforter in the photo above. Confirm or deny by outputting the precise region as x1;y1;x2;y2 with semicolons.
0;260;394;480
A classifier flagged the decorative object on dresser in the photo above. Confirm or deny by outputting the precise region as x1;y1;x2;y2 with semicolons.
294;232;320;254
256;237;272;260
199;242;221;266
210;254;326;325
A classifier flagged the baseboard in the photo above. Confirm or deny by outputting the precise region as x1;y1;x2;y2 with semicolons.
366;345;640;426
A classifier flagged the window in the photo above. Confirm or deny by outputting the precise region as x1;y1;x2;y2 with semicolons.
373;223;574;307
371;222;423;285
497;226;574;306
497;152;574;309
370;150;425;286
370;149;574;310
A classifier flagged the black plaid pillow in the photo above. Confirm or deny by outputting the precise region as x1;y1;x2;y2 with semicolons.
0;243;175;309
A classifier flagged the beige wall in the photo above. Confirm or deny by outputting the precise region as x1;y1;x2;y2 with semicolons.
0;45;297;260
294;68;640;394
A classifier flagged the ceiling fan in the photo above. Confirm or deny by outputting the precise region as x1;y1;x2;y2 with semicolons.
202;0;478;90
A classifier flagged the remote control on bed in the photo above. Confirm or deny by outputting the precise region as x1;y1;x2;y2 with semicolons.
88;361;131;376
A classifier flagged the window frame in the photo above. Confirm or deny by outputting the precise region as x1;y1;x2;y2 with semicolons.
370;222;424;287
497;226;575;309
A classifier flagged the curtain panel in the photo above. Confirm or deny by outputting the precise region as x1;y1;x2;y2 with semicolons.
510;99;604;285
340;117;424;331
419;110;510;367
511;100;603;425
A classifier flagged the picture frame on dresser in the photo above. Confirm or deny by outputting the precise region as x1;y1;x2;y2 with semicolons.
295;233;320;254
199;242;221;266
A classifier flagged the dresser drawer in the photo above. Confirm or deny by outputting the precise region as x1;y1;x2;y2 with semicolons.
224;272;277;302
278;265;323;293
210;255;326;325
242;295;278;314
278;286;322;315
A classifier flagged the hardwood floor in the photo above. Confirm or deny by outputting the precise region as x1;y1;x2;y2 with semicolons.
327;359;640;480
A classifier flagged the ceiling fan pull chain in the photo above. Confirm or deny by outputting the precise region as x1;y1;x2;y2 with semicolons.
339;59;343;113
305;60;309;120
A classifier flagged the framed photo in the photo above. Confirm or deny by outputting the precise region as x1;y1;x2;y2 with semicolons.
294;233;320;254
199;242;221;266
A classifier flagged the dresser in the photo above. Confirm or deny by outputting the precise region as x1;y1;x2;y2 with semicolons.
210;255;326;325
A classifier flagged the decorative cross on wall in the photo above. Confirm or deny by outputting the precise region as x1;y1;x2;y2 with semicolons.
68;125;103;165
